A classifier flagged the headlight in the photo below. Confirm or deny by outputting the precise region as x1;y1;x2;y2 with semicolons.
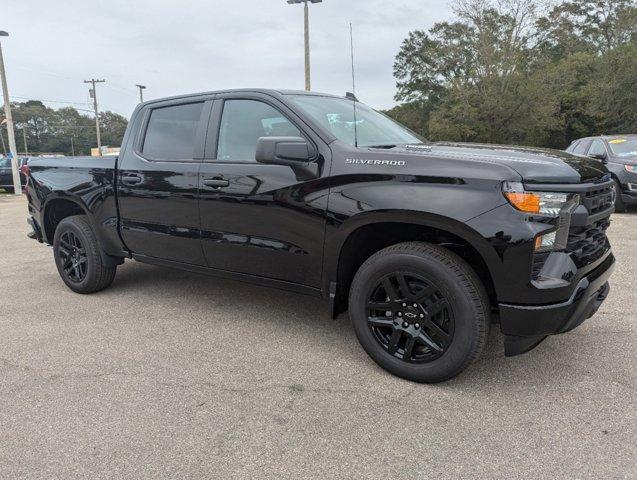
502;182;573;217
625;165;637;173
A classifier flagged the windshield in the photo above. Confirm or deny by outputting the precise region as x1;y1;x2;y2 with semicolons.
608;138;637;157
290;95;424;148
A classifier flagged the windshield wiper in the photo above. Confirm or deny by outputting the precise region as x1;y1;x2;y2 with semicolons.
367;144;397;149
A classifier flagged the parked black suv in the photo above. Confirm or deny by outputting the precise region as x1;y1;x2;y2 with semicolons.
566;135;637;212
24;89;615;382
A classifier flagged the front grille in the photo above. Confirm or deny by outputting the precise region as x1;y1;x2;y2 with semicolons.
581;184;614;214
531;181;613;279
567;218;610;268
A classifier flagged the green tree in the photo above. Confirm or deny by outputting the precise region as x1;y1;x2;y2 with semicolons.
388;0;637;148
99;111;129;148
393;0;546;143
542;1;636;53
383;101;435;138
3;101;128;156
587;40;637;133
12;100;56;153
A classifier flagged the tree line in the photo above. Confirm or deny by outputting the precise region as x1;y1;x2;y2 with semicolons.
385;0;637;149
0;100;128;156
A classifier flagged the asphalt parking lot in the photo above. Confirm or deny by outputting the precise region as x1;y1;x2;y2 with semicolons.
0;193;635;479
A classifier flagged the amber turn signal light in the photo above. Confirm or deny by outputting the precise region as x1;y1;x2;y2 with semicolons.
503;191;541;214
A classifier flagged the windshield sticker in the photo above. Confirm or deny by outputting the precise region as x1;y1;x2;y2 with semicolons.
609;139;626;144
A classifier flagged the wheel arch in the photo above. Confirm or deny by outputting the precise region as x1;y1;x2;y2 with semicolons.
324;210;501;317
43;196;91;244
43;196;125;268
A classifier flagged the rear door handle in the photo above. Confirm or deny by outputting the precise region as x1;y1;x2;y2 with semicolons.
203;177;230;189
122;175;142;185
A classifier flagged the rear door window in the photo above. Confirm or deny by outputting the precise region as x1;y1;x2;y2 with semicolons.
573;140;591;155
142;102;204;160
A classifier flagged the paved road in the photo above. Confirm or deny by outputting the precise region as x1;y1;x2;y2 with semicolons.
1;193;635;479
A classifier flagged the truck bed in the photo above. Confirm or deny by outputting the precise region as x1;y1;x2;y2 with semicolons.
26;155;125;258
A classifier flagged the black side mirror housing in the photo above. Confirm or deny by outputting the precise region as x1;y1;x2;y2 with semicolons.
255;136;318;180
590;152;607;163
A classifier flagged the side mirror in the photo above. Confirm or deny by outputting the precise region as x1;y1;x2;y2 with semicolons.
590;152;607;163
256;136;311;163
255;136;318;180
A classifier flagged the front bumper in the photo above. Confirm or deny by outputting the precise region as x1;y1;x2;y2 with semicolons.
620;191;637;205
499;252;615;356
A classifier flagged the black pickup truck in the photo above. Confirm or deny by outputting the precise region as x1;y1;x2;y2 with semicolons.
25;89;616;382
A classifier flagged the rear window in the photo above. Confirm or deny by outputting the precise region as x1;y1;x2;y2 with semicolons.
142;102;204;160
0;158;11;168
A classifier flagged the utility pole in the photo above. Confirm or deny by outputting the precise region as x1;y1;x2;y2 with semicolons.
84;78;105;156
22;128;27;155
136;84;146;103
0;31;21;194
287;0;322;91
0;126;6;156
70;135;75;156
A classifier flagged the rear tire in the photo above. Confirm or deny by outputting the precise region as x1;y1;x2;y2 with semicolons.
614;179;626;213
5;187;14;194
53;215;117;293
349;242;489;383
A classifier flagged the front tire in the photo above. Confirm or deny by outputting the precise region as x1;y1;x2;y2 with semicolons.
349;242;489;383
53;215;117;293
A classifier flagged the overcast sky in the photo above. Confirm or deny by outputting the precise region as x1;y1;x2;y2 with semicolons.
4;0;452;118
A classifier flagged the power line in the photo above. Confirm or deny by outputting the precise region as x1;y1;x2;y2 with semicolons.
10;95;91;107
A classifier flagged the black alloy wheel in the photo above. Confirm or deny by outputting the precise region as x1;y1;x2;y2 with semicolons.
53;215;117;293
58;230;88;282
366;272;454;363
349;242;489;383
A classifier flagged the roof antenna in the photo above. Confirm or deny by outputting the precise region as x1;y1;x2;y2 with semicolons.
348;22;359;148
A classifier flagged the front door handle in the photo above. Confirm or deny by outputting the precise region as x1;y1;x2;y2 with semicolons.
203;177;230;189
122;175;142;185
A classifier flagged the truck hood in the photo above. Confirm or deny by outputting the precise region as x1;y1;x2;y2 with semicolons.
387;142;608;183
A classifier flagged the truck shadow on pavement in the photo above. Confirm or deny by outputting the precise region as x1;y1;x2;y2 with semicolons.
105;259;614;390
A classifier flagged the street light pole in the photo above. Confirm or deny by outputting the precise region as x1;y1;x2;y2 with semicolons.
0;31;21;195
287;0;322;91
136;84;146;103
